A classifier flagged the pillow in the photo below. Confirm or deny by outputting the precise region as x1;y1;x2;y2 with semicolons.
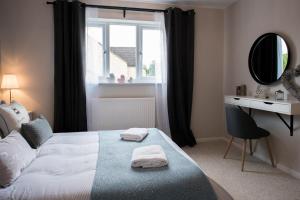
0;101;30;137
0;130;36;187
21;115;53;149
0;101;6;138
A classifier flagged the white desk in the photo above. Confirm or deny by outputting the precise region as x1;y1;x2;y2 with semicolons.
224;95;300;136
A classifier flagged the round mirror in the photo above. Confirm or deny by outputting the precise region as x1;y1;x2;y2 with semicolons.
249;33;290;85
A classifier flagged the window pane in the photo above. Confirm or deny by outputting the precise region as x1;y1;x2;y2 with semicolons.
109;25;136;81
87;26;104;83
142;29;161;78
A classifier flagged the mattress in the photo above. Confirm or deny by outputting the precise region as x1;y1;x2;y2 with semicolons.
0;130;232;200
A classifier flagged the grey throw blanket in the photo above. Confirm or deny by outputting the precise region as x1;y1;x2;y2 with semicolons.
91;129;217;200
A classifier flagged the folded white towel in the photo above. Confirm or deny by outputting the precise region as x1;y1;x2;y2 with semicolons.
121;128;148;142
131;145;168;168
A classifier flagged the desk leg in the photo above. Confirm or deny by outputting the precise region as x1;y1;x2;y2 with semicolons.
275;113;294;136
290;115;294;136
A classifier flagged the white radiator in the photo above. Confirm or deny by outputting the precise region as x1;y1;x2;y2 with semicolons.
90;97;155;130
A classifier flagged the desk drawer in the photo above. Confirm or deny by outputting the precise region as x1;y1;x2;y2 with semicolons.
224;96;250;107
249;101;291;114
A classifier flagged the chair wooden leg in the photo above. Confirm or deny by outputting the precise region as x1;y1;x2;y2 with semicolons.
265;137;275;167
241;139;247;171
249;139;253;155
223;136;234;159
253;139;258;153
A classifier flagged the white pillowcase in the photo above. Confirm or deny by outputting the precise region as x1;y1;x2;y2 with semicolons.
0;130;36;187
0;101;30;137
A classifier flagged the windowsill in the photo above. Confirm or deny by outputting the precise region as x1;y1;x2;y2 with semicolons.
98;82;159;86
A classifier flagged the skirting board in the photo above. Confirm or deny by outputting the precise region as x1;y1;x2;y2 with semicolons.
196;137;227;143
223;137;300;179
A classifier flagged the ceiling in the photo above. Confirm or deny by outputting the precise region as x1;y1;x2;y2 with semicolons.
122;0;239;8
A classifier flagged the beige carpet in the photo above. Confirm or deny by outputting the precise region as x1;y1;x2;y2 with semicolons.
183;140;300;200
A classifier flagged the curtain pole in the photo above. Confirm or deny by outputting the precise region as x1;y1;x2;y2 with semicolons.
46;1;166;13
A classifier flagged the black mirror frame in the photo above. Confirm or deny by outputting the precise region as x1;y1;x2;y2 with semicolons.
248;32;290;85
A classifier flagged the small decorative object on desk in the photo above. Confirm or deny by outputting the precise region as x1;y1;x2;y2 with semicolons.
255;84;269;98
275;90;284;100
236;84;247;96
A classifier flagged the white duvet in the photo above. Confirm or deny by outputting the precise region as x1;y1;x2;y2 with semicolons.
0;132;99;200
0;131;231;200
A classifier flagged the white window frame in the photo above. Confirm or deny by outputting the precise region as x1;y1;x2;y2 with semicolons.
86;21;106;77
87;18;160;83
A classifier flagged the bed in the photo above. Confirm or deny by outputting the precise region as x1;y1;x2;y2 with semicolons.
0;128;232;200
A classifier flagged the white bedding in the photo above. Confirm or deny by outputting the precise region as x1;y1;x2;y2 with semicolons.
0;132;99;200
0;131;232;200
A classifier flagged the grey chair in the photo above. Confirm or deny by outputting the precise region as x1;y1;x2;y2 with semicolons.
224;105;275;171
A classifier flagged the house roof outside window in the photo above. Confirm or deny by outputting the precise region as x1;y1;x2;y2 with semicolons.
110;47;136;67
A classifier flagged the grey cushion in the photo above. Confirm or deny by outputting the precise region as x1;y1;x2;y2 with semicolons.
21;115;53;149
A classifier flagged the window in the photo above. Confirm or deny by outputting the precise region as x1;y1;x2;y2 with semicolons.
86;25;104;83
87;19;161;84
141;28;161;79
109;24;137;80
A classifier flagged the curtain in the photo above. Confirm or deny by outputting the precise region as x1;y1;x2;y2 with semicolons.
154;13;170;136
164;8;196;147
53;0;87;132
85;7;100;131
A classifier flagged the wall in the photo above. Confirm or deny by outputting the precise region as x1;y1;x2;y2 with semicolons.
0;0;54;122
224;0;300;176
191;7;225;138
0;0;225;139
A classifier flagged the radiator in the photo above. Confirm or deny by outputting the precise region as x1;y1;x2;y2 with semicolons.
90;97;155;130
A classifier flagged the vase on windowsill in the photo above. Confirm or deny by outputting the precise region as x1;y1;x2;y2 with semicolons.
106;73;115;83
117;75;125;84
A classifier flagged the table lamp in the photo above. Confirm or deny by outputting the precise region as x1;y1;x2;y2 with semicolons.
1;74;19;103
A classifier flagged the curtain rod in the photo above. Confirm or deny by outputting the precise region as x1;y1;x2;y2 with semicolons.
46;1;166;13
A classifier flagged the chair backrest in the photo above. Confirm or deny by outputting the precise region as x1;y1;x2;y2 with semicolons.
225;105;258;139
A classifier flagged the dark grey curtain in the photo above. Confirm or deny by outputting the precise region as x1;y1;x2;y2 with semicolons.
53;0;87;132
164;8;196;147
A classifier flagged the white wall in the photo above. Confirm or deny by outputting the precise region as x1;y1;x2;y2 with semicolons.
224;0;300;176
0;0;225;139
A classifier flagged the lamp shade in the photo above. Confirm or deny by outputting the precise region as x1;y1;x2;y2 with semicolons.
1;74;19;89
